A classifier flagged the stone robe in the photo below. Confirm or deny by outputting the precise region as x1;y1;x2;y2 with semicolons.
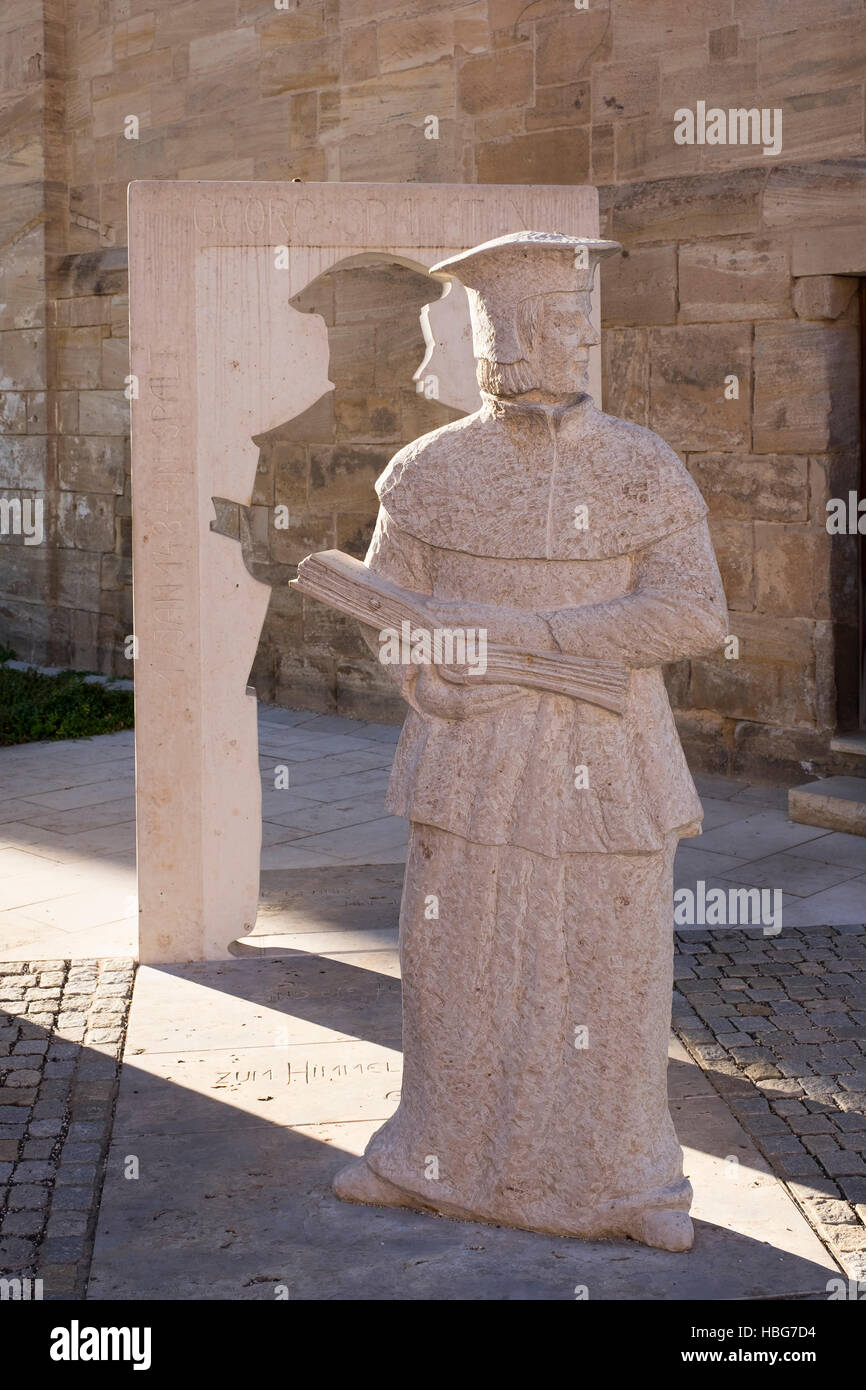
357;393;728;1238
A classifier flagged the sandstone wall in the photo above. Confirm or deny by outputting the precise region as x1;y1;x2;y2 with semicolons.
1;0;865;775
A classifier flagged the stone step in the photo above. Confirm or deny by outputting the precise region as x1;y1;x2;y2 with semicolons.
830;732;866;757
789;775;866;836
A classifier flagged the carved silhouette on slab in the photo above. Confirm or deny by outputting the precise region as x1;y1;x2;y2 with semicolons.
211;257;463;714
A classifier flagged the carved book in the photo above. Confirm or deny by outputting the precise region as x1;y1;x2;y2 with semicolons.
292;549;628;714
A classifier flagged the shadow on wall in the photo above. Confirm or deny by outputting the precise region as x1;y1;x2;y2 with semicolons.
211;257;465;722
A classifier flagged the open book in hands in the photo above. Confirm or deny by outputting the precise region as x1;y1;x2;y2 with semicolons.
292;549;628;716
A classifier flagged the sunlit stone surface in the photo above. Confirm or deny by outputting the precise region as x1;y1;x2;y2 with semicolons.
316;233;729;1250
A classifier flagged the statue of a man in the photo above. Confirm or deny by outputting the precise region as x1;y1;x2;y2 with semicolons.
327;232;728;1251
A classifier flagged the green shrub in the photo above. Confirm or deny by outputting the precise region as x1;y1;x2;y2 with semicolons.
0;656;134;746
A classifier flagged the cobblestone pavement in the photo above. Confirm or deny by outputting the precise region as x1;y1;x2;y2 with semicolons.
3;934;866;1298
674;924;866;1280
0;958;134;1299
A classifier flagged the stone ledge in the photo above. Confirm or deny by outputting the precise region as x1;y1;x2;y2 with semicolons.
830;733;866;758
789;775;866;836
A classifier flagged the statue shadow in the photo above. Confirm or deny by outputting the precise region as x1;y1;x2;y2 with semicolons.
78;954;845;1301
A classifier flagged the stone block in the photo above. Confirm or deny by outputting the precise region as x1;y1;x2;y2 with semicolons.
288;91;318;149
379;13;454;72
335;511;377;560
778;84;863;162
690;614;817;727
258;10;325;49
709;25;740;60
789;778;866;837
187;67;264;125
101;553;132;591
271;514;336;568
591;123;615;183
0;596;72;666
334;393;401;443
55;436;126;497
338;121;459;185
601;247;676;326
56;326;104;390
0;182;43;252
759;17;866;98
454;2;488;55
806;450;861;525
753;321;858;453
535;10;611;86
660;50;759;112
188;26;258;74
613;170;765;245
77;389;130;436
649;325;751;451
57;549;102;612
100;335;130;389
791;224;866;278
54;295;114;328
476;128;590;183
0;223;44;331
601;327;649;424
707;518;755;611
308;445;389;510
322;58;453;143
0;436;45;489
0;328;45;390
399;391;463;443
591;61;660;123
0;392;27;432
458;46;532;114
686;454;808;523
753;523;830;619
341;24;378;82
51;248;128;299
57;493;116;553
262;38;337;96
526;81;590;132
610;0;723;58
614;118;701;182
793;276;858;321
488;0;562;32
736;0;859;35
764;158;866;231
679;241;791;323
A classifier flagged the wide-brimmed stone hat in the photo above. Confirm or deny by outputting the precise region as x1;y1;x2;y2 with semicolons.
430;231;621;365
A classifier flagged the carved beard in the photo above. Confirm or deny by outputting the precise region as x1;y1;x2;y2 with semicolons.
476;356;537;397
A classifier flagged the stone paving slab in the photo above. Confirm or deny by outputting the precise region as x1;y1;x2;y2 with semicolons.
673;924;866;1281
4;716;866;960
0;958;135;1299
87;958;841;1301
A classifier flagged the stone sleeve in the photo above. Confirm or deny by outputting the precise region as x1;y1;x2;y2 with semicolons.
359;508;435;706
541;521;729;668
363;506;435;593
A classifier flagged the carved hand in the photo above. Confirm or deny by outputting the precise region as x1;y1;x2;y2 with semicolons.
412;665;526;721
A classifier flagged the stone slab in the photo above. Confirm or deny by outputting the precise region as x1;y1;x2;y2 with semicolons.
88;957;841;1301
830;733;866;758
789;777;866;837
129;180;601;965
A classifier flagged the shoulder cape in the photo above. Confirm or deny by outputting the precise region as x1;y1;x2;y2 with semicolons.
375;399;707;560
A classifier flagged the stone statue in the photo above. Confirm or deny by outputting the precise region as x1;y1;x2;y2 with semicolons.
300;232;729;1251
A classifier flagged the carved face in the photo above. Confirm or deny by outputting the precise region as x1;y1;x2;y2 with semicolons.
518;290;598;396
